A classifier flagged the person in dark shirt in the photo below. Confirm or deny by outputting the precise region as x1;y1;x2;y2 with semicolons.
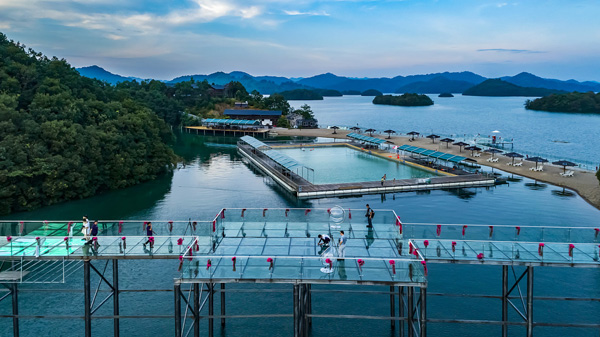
365;204;373;228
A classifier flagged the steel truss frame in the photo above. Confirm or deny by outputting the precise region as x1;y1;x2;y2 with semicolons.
173;281;427;337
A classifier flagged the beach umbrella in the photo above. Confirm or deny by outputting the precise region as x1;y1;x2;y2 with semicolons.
492;130;500;134
365;128;376;136
453;141;469;152
504;152;524;165
426;134;440;143
331;126;339;134
464;145;482;156
552;160;577;173
484;148;503;157
440;138;454;148
383;129;396;139
350;126;361;133
407;131;420;140
526;156;548;169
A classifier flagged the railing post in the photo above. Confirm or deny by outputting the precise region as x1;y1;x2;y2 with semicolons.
174;281;181;337
84;260;91;337
113;259;119;337
527;266;534;337
502;265;508;337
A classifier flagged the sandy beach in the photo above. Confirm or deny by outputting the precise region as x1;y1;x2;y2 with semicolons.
274;127;600;210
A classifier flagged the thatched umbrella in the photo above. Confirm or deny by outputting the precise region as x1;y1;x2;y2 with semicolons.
331;126;339;134
440;138;455;148
453;141;469;152
365;128;376;136
407;131;420;140
383;129;396;139
426;134;440;143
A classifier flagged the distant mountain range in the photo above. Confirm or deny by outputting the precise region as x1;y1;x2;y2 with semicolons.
462;79;566;97
76;66;600;95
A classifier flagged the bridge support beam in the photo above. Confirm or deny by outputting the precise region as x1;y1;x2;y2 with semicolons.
84;260;91;337
526;266;534;337
420;287;427;337
174;282;182;337
399;286;404;337
11;283;19;337
208;283;214;337
502;265;508;337
221;283;226;327
194;283;200;337
390;286;396;330
407;287;414;337
113;259;120;337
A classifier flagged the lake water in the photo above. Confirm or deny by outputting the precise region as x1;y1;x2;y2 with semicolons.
290;95;600;169
2;96;600;336
276;146;436;184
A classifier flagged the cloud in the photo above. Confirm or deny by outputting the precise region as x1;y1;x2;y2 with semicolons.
0;22;10;29
283;10;330;16
477;48;546;54
106;34;126;40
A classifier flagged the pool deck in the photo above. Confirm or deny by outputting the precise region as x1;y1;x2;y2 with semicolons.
275;128;600;210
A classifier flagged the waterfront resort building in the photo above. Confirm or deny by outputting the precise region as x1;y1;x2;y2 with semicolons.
224;109;282;126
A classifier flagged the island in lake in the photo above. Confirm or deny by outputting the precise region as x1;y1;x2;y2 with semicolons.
438;93;454;97
361;89;383;96
525;92;600;113
462;79;565;97
372;93;434;106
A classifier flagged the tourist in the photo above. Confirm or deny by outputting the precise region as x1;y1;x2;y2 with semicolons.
81;216;90;242
338;231;347;259
317;234;331;247
381;177;384;186
143;222;155;248
365;204;373;228
87;220;99;245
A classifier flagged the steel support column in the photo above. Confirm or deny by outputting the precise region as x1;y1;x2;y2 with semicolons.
407;287;414;337
194;283;200;337
11;283;18;337
221;283;226;327
307;284;312;326
420;287;427;337
84;260;91;337
208;283;214;337
174;282;182;337
390;286;396;330
113;259;119;337
526;267;534;337
502;265;508;337
399;286;404;337
293;284;299;337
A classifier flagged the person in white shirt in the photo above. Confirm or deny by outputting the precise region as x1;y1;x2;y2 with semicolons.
81;216;90;242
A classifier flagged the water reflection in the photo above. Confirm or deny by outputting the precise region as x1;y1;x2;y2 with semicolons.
551;187;576;197
524;181;548;190
443;188;477;200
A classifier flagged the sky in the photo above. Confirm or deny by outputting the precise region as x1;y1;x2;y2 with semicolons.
0;0;599;81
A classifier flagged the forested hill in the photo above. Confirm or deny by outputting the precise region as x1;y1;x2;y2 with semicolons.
525;92;600;113
462;79;565;97
0;33;177;215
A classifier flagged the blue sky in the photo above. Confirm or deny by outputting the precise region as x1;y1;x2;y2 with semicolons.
1;0;599;81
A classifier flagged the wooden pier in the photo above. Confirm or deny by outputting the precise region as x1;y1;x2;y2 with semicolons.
186;126;269;138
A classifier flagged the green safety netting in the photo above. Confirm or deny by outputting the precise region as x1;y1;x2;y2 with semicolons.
347;132;387;145
203;118;260;125
240;136;271;150
398;144;466;163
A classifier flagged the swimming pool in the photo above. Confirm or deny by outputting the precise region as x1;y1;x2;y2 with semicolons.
275;145;437;184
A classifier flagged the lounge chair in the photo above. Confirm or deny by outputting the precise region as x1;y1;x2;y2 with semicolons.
513;162;523;167
492;157;498;163
506;162;513;166
560;170;574;177
473;152;481;157
536;165;544;172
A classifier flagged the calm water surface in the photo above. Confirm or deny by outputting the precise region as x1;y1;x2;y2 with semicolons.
1;125;600;336
291;95;600;168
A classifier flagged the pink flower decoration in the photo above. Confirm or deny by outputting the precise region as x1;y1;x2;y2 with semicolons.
121;237;126;240
421;261;428;276
267;257;273;262
325;258;332;264
179;256;183;262
36;237;40;240
389;260;395;265
516;226;521;235
64;237;68;241
539;243;545;247
477;253;484;260
451;241;457;252
118;221;124;225
357;259;365;266
177;238;183;245
569;244;575;248
92;237;97;241
423;240;429;247
232;256;236;261
7;236;12;242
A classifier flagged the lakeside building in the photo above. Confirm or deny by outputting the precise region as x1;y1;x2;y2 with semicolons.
224;109;282;126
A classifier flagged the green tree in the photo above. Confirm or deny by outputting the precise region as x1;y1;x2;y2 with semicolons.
276;115;290;128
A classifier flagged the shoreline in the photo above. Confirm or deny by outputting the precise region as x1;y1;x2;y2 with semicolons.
274;127;600;211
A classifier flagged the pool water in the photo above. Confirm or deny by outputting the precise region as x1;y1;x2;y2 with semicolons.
276;146;436;184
